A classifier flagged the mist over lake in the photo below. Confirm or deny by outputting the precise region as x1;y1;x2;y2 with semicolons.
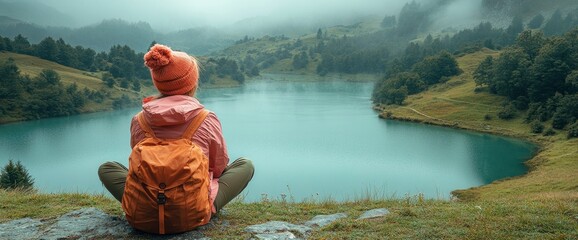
0;80;535;201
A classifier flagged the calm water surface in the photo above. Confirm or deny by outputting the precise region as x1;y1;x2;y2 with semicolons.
0;80;536;201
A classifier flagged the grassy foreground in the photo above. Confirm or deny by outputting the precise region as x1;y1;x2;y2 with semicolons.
1;49;577;239
1;190;576;239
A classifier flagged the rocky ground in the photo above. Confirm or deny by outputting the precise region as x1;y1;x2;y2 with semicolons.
0;207;390;239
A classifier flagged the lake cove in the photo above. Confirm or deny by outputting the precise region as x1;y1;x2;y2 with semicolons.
0;80;536;201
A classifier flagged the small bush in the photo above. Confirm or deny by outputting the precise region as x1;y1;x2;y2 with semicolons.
552;112;573;130
498;104;516;120
484;114;492;121
0;160;34;190
530;121;544;133
543;128;556;136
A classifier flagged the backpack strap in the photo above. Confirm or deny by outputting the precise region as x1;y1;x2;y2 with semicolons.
182;109;209;139
158;189;166;234
137;111;157;138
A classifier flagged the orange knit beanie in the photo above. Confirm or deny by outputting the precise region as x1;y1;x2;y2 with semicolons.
144;44;199;95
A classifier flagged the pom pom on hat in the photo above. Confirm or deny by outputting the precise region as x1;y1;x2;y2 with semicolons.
143;44;199;96
144;45;172;70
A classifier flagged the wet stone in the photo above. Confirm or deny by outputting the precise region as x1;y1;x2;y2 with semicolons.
357;208;390;220
245;221;311;238
304;213;347;228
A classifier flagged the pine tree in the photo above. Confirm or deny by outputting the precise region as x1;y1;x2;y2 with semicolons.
474;56;494;87
516;30;545;59
12;34;31;54
0;160;34;190
36;37;58;62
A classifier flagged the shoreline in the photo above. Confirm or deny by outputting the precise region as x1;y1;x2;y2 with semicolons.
374;104;540;144
372;105;543;198
366;47;578;201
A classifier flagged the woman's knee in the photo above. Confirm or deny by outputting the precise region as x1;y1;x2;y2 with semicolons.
98;161;127;180
235;158;255;177
98;161;116;177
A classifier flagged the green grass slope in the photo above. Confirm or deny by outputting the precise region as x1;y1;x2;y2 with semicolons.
0;52;105;90
0;52;147;117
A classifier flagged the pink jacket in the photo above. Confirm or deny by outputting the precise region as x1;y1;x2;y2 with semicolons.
130;95;229;212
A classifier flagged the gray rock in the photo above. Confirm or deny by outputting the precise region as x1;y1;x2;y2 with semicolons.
0;208;208;240
254;231;298;240
357;208;390;220
304;213;347;228
0;218;42;240
41;207;133;239
245;221;311;237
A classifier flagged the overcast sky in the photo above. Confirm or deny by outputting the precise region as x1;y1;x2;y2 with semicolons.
40;0;407;30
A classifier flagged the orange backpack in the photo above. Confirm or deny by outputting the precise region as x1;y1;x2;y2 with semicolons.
122;110;211;234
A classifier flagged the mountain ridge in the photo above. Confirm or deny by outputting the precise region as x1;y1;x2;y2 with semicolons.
0;0;73;27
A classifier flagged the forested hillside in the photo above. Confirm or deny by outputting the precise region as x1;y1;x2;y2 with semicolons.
0;34;150;89
202;0;578;137
214;0;578;80
369;3;578;137
0;53;139;123
0;35;248;123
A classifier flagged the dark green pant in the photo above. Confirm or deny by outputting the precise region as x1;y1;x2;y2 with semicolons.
98;158;254;212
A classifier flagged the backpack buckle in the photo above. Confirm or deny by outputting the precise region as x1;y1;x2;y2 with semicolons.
157;193;167;205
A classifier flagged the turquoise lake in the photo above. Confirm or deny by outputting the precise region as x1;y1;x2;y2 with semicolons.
0;80;536;201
